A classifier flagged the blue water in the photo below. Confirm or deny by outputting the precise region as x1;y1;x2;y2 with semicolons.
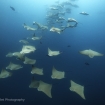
0;0;105;105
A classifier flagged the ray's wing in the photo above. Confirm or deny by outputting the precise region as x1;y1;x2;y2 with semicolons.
29;76;39;88
0;69;12;78
91;50;104;57
69;80;85;100
31;66;43;75
79;50;89;56
24;56;36;64
37;81;52;98
6;52;13;57
51;66;65;79
48;48;53;56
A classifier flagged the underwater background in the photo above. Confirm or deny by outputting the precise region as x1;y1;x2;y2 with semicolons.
0;0;105;105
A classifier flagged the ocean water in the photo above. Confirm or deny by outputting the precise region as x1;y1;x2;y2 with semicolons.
0;0;105;105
